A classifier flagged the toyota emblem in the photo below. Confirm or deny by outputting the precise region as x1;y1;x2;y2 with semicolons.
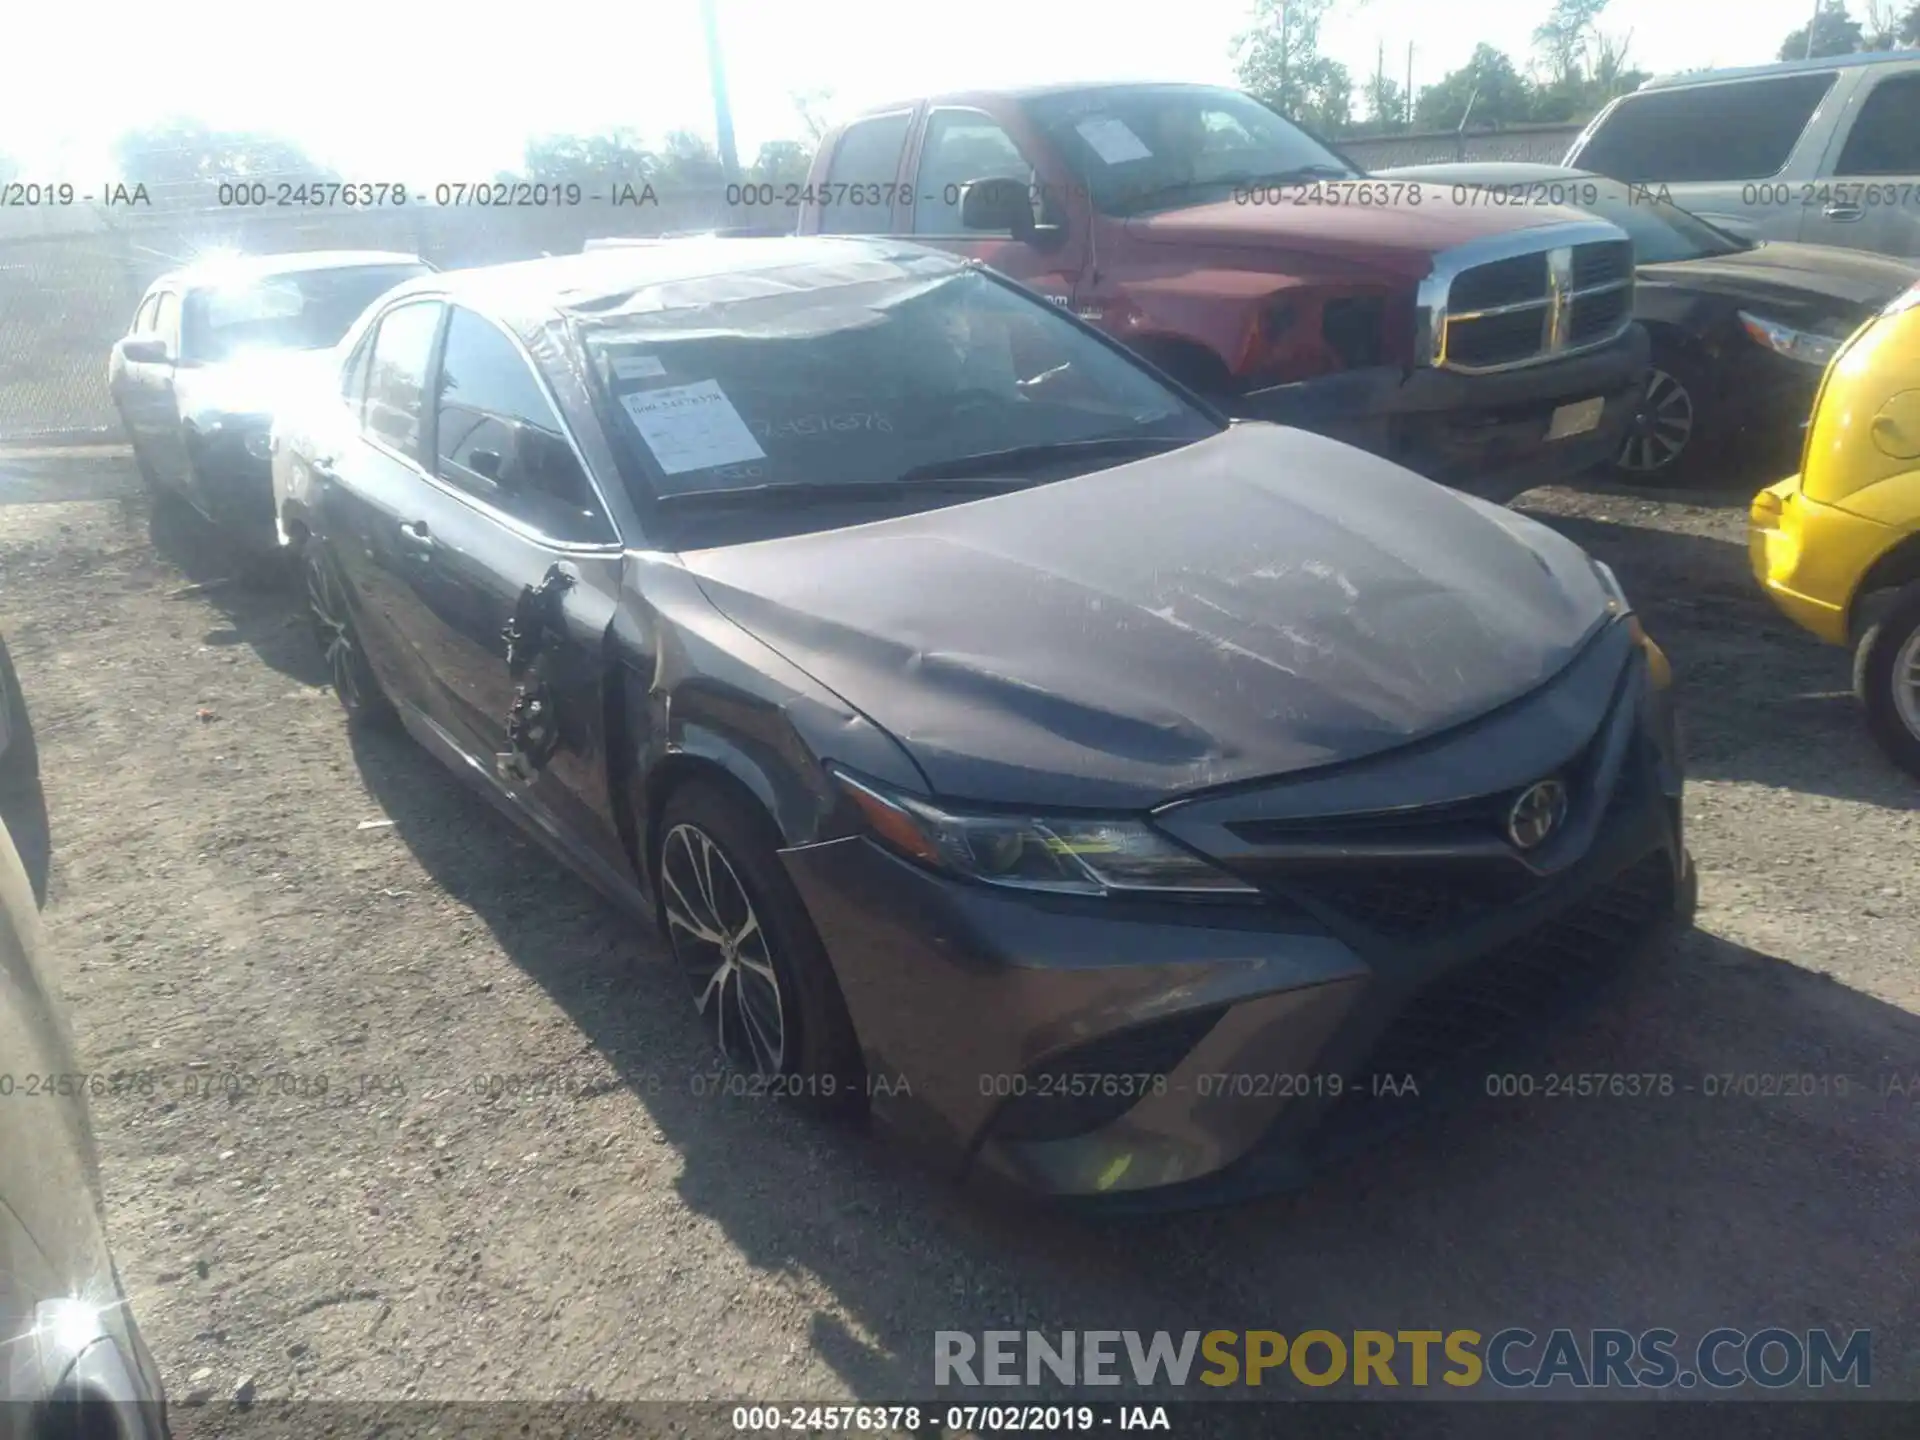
1507;779;1569;850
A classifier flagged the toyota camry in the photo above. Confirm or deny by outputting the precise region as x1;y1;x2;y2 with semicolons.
271;236;1693;1204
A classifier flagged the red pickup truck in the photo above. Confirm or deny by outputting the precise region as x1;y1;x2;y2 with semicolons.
795;81;1650;501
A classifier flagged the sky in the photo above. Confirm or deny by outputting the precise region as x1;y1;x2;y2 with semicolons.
0;0;1835;183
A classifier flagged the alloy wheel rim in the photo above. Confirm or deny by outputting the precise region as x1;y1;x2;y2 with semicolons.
306;555;363;709
661;822;786;1076
1619;368;1695;473
1894;626;1920;741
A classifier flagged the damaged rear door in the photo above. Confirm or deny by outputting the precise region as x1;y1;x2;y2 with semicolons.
390;304;634;877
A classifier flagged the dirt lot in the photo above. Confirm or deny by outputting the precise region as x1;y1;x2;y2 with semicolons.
0;448;1915;1429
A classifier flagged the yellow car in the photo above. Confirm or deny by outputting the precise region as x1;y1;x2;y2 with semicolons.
1751;278;1920;778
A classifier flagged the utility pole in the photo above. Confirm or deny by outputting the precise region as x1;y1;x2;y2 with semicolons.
1804;0;1820;58
702;0;741;183
1406;42;1414;128
1376;38;1385;127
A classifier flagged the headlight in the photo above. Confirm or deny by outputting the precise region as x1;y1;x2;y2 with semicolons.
833;770;1258;897
1737;310;1846;368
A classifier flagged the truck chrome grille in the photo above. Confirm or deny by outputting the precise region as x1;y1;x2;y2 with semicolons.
1432;236;1634;374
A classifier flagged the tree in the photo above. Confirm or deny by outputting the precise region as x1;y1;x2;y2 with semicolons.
1778;1;1864;59
1235;0;1355;134
1362;71;1408;131
1861;0;1901;47
1414;44;1533;130
790;89;837;145
1901;0;1920;43
652;129;726;194
110;119;333;205
747;140;810;187
1534;0;1611;84
520;129;659;187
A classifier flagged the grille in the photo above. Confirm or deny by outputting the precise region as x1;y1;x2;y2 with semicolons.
1287;861;1548;940
1305;853;1676;1157
988;1006;1229;1144
1440;239;1634;372
1571;240;1634;290
1570;288;1633;345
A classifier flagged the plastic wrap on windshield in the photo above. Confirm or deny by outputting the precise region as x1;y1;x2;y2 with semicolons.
572;251;962;337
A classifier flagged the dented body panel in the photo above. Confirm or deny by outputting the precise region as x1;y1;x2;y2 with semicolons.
271;239;1691;1202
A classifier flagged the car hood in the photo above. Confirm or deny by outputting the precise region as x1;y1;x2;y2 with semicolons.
175;347;340;422
1641;241;1920;320
678;424;1614;810
1121;190;1594;280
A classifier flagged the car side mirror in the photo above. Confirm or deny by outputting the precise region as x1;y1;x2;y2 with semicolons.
120;336;171;365
960;177;1039;240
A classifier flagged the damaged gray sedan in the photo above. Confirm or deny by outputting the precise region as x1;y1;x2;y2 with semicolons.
272;236;1694;1205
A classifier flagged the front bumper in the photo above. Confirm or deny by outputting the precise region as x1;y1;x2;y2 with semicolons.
1749;474;1894;647
1232;324;1650;504
184;421;275;535
781;627;1689;1205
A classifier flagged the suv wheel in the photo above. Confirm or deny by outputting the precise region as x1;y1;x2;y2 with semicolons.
1854;582;1920;780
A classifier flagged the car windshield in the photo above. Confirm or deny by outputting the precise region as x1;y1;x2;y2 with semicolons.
181;263;428;362
1023;84;1358;216
582;263;1219;510
1562;178;1751;263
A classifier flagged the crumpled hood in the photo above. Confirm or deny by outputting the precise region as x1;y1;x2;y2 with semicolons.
680;424;1613;810
175;347;339;422
1641;241;1920;319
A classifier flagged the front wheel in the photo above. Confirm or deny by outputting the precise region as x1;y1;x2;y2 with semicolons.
1854;582;1920;780
1613;352;1710;485
656;780;864;1113
304;544;396;729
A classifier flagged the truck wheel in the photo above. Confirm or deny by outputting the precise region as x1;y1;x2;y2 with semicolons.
1614;349;1712;486
1853;581;1920;780
656;779;865;1114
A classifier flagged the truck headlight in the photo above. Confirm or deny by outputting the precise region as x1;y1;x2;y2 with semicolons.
834;770;1257;896
1738;310;1847;368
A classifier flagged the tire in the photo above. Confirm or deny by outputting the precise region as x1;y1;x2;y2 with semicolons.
303;544;397;729
1613;347;1714;486
656;779;865;1114
1853;581;1920;781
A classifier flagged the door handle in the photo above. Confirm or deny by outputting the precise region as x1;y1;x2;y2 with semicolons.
398;519;433;556
1823;204;1865;222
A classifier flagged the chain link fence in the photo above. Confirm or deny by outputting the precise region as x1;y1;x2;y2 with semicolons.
0;189;747;445
1338;122;1585;171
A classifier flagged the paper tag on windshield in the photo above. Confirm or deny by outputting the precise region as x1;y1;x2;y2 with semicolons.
611;354;666;381
618;379;767;475
1074;117;1154;165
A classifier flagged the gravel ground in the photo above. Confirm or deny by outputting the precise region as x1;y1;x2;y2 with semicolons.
0;449;1914;1432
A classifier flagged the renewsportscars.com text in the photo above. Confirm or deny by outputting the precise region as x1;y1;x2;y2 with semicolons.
934;1328;1871;1391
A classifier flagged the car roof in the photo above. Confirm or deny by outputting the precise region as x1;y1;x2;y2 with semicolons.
851;78;1240;121
1639;49;1918;92
375;235;970;340
154;249;428;292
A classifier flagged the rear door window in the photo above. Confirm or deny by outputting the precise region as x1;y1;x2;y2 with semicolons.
151;292;181;353
1576;73;1837;181
818;112;912;234
362;300;444;462
1834;72;1920;176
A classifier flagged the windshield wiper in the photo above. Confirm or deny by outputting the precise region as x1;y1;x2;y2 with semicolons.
893;434;1189;483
